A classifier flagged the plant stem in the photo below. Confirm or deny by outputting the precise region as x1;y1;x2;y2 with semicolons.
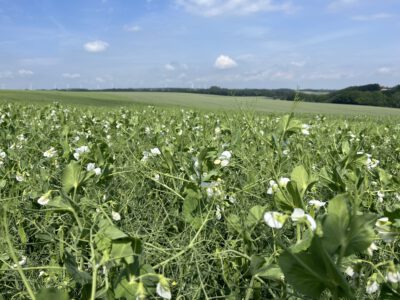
3;209;36;300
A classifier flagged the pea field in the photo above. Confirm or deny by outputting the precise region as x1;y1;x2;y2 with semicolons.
0;95;400;299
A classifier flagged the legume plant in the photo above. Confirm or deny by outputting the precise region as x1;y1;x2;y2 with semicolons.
0;102;399;299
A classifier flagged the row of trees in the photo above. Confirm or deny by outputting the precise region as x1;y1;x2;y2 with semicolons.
60;84;400;108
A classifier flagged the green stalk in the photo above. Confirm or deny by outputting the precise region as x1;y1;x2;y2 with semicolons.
3;209;36;300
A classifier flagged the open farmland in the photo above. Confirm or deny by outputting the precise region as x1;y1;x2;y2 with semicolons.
0;98;399;299
0;90;400;116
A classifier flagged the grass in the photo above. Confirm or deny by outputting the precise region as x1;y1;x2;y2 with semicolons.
0;90;399;116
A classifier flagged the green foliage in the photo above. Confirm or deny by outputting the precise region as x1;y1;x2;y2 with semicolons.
0;102;399;299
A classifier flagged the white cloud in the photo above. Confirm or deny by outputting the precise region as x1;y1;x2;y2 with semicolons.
291;61;305;67
62;73;81;79
176;0;295;17
329;0;358;10
215;55;237;69
18;69;34;76
84;40;109;53
351;13;392;21
165;63;176;71
377;67;391;74
124;25;141;32
95;75;113;83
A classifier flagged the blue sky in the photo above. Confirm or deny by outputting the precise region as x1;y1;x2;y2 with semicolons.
0;0;399;89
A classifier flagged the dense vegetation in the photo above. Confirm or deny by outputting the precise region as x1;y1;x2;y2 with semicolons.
0;100;399;299
52;83;400;108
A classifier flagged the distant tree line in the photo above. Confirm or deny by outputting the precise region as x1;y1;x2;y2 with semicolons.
56;83;400;108
299;84;400;108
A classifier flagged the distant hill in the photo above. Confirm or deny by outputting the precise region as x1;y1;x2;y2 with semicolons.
52;83;400;109
300;84;400;108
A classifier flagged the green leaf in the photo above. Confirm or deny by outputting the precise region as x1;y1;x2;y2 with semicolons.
245;205;264;229
46;196;73;211
35;288;69;300
279;238;354;299
114;277;138;298
322;194;376;256
110;237;142;264
250;256;283;281
62;161;83;193
226;214;242;235
291;165;309;194
64;251;92;285
183;188;201;223
286;181;303;209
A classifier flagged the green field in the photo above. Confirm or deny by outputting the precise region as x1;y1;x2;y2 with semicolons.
1;92;400;299
0;90;399;116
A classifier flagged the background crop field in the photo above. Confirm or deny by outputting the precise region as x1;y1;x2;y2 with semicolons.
0;90;400;116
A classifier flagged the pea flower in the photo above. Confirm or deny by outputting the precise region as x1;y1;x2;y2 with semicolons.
278;177;290;187
367;242;378;256
301;124;310;135
215;151;231;167
37;191;51;206
111;211;121;221
87;163;101;175
150;147;161;156
386;271;400;283
264;211;287;229
43;147;57;158
291;208;317;231
308;200;326;209
267;180;278;195
366;279;379;294
156;276;172;299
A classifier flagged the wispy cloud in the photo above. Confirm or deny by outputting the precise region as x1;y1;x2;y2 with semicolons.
165;63;176;71
328;0;359;10
377;67;391;74
176;0;295;17
18;69;34;76
84;40;109;53
19;57;59;66
123;25;141;32
215;55;237;69
351;13;393;21
62;73;81;79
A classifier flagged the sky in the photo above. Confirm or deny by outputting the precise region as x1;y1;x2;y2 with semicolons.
0;0;399;90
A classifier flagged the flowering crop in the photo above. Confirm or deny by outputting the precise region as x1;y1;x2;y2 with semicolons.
0;102;399;299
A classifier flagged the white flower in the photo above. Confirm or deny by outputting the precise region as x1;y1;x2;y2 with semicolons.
0;150;6;159
86;163;96;171
37;192;51;206
301;124;310;135
16;175;24;182
308;200;326;209
111;211;121;221
219;150;232;167
291;208;305;222
13;256;27;268
345;266;355;278
267;180;278;195
282;149;289;156
43;147;57;158
216;205;222;220
73;152;80;160
264;211;286;229
141;151;150;162
377;191;385;202
386;271;400;283
278;177;290;187
75;145;89;154
156;281;172;300
291;208;317;231
366;280;379;294
367;242;378;256
94;168;101;176
150;147;161;156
